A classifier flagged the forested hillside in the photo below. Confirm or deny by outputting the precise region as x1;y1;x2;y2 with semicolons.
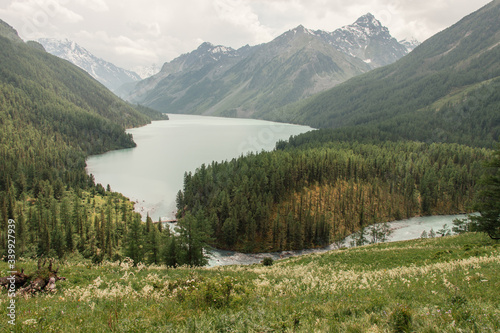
175;2;499;254
177;141;490;252
0;20;167;261
270;0;500;149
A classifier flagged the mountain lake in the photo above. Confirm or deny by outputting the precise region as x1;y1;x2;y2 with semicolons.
87;114;472;266
86;114;313;221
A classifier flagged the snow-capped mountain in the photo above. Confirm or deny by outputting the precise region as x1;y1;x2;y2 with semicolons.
133;64;160;80
125;13;418;118
37;38;141;93
315;13;412;67
399;38;421;53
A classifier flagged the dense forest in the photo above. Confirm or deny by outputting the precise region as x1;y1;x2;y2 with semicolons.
177;141;490;252
0;24;204;266
1;0;498;268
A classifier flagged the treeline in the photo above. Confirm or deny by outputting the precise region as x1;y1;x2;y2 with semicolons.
1;183;209;266
0;27;172;264
177;141;490;252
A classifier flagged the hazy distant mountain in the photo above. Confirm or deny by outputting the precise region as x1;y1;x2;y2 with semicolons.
399;37;421;53
38;38;141;93
133;64;160;79
126;14;415;118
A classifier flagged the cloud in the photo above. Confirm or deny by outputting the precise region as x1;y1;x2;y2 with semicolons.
212;0;273;45
127;21;162;38
12;0;84;24
0;0;493;71
1;0;84;39
75;0;109;12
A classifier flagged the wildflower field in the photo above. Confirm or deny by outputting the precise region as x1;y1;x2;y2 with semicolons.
1;232;499;332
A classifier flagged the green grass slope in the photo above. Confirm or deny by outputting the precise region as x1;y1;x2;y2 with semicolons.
1;233;498;332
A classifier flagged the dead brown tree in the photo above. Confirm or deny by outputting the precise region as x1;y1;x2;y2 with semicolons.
0;259;66;295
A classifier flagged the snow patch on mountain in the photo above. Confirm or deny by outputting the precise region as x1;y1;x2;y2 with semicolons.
38;38;141;93
319;13;414;67
133;64;160;79
399;37;421;53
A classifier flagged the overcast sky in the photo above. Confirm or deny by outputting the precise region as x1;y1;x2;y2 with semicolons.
0;0;492;71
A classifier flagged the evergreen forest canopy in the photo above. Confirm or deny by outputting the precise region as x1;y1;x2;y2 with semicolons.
0;1;499;267
0;21;182;264
177;141;490;252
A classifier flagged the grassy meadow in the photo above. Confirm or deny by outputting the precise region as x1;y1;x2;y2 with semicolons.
1;232;499;332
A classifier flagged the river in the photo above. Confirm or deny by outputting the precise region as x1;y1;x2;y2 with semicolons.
207;214;471;266
86;114;472;268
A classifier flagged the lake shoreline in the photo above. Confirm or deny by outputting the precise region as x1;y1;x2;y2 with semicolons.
86;114;313;221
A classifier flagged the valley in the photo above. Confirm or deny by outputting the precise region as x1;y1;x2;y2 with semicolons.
0;1;498;331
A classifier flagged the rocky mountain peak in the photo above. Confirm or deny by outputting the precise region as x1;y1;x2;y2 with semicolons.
194;42;237;59
354;13;382;29
37;38;141;93
292;25;311;33
325;13;410;66
341;12;390;38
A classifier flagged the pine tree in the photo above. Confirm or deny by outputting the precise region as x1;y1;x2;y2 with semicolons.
148;224;160;264
105;204;113;258
145;213;152;234
61;198;73;252
37;212;50;256
126;215;143;264
177;212;212;266
472;147;500;239
222;217;238;247
157;217;163;233
50;221;64;258
15;207;26;255
163;236;178;267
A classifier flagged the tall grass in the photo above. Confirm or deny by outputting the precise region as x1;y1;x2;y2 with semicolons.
1;233;498;332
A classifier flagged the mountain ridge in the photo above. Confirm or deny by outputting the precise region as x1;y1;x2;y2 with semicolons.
37;38;142;93
125;13;416;118
272;0;500;148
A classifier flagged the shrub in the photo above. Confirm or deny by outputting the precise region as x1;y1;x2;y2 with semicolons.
199;277;234;308
262;257;274;266
388;304;413;333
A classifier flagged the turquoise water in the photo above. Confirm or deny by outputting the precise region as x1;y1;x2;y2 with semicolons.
86;114;312;220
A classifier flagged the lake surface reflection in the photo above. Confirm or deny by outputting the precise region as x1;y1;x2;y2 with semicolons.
86;114;312;220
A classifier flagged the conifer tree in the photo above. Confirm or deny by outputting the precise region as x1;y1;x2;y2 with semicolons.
15;207;25;255
126;215;143;264
61;198;73;252
472;147;500;239
148;224;160;264
163;235;178;267
177;212;212;266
